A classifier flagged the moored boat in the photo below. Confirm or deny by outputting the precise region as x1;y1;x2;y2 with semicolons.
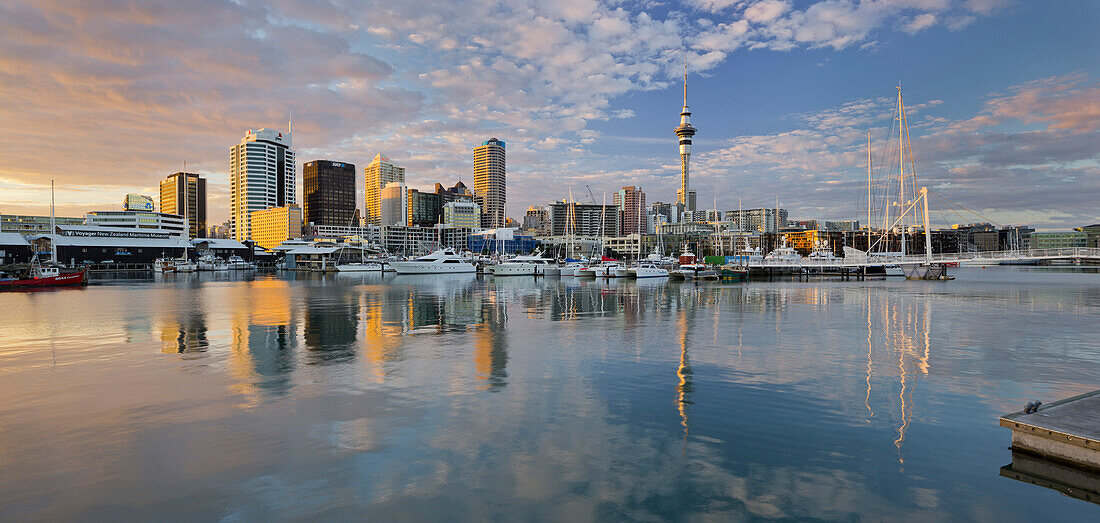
0;263;86;288
390;248;476;274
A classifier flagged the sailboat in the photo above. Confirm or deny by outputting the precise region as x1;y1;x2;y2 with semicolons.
874;86;949;280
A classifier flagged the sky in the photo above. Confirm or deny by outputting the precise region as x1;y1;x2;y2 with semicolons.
0;0;1097;230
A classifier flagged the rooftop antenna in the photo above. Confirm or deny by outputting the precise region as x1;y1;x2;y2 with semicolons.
288;108;293;135
683;50;689;107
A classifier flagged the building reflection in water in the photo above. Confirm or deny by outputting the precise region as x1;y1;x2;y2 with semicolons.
303;284;358;365
229;279;297;404
159;311;208;355
474;283;508;391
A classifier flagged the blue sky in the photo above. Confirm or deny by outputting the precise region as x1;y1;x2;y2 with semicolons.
0;0;1097;229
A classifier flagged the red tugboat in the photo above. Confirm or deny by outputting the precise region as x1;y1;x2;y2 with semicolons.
0;261;87;288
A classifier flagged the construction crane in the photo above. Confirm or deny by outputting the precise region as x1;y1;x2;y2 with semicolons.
584;184;598;204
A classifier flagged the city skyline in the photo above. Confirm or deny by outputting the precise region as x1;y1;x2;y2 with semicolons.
1;1;1098;230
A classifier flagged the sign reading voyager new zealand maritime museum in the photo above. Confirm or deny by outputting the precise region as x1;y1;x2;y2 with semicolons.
63;228;171;239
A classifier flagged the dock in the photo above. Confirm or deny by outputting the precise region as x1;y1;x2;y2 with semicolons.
1000;390;1100;471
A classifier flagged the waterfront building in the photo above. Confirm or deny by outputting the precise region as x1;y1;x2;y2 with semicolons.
49;225;188;265
303;224;381;245
723;208;789;234
675;68;697;212
380;182;408;227
614;186;647;236
1076;224;1100;248
407;188;441;228
123;193;155;212
1029;231;1087;249
303;160;356;228
474;138;506;229
381;225;438;255
190;238;250;260
230;128;295;241
789;219;818;231
442;201;482;229
159;172;207;238
84;210;189;239
0;233;32;264
468;229;536;254
250;205;303;251
548;201;619;237
365;154;405;226
0;214;84;235
438;225;476;250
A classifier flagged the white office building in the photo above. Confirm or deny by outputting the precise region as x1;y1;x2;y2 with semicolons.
230;128;295;242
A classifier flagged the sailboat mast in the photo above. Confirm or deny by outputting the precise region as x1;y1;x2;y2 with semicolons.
50;179;57;264
866;131;872;252
898;86;907;257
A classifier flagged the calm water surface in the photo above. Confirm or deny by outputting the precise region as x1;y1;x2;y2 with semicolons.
1;268;1098;520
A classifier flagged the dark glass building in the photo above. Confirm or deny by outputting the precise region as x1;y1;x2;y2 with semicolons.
407;189;441;228
303;160;356;227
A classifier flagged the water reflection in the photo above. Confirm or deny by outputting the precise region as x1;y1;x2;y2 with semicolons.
3;270;1099;519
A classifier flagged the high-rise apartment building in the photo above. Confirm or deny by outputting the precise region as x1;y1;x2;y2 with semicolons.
303;160;355;227
159;172;207;238
379;182;407;227
724;208;789;233
473;138;506;229
614;186;647;236
364;154;405;226
523;206;549;234
230;128;295;241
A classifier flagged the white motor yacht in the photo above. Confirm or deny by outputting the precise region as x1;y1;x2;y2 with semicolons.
390;249;476;274
806;239;840;262
631;263;670;278
491;251;557;276
226;255;252;270
336;261;384;272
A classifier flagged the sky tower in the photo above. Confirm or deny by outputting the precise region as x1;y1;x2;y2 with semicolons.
675;62;697;212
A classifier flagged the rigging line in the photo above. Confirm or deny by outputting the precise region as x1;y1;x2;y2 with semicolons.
927;191;970;225
929;190;992;226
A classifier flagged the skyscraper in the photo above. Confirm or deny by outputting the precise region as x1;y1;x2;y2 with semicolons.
302;160;355;227
159;172;207;238
675;66;697;212
230;128;294;241
364;154;405;225
379;182;408;227
614;186;647;235
473;138;506;229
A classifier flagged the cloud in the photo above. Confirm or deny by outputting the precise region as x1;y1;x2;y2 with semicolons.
690;74;1100;228
0;0;1026;225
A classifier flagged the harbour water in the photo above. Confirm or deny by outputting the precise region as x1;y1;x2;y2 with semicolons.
1;268;1097;520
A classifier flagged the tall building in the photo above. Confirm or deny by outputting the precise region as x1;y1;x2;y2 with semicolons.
548;201;619;237
159;172;207;238
379;182;407;227
250;205;302;250
407;188;441;228
230;128;295;241
364;154;405;226
473;138;506;228
123;193;155;212
614;186;647;236
675;66;697;212
302;160;356;228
